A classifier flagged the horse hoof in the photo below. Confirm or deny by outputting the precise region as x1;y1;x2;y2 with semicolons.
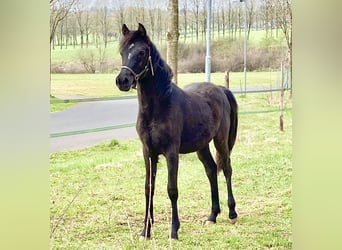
205;220;215;225
229;217;238;224
139;236;149;241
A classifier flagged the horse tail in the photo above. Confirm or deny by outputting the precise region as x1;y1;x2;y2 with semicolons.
220;87;238;153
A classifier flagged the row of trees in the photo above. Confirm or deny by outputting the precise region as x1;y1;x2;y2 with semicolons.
51;0;291;87
50;0;291;48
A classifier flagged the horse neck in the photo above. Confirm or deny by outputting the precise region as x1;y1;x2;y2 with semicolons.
137;47;173;107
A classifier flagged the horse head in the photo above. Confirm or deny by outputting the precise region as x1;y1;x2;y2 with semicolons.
116;23;152;91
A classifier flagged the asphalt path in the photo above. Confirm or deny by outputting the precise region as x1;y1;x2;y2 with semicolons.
50;98;139;153
50;87;285;153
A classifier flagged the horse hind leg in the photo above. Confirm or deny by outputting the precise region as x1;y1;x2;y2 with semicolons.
214;136;238;224
196;145;221;224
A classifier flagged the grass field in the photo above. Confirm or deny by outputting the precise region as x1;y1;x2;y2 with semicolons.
50;71;281;112
50;91;292;249
51;43;120;64
50;71;280;98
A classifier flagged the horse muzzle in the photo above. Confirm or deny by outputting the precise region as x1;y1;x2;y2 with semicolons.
116;73;135;92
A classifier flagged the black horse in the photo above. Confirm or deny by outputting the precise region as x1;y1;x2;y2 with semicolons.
116;23;238;240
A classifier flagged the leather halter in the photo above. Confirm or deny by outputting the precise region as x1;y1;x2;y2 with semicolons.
120;50;154;89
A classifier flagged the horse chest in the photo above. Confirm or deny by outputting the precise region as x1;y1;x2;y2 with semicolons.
137;115;177;153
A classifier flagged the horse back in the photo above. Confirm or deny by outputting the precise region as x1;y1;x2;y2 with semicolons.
178;82;231;153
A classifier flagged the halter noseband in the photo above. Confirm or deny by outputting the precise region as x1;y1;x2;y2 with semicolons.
121;51;154;89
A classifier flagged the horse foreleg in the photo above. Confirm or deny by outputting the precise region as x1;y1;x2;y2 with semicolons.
140;151;158;240
165;151;180;239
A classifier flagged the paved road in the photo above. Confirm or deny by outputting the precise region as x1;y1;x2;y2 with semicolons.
50;87;286;153
50;98;139;153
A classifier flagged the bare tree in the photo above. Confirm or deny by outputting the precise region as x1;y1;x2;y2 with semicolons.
115;1;125;31
200;0;207;41
58;15;64;49
275;0;292;94
84;7;91;47
226;0;232;37
263;0;277;38
50;0;78;44
69;13;78;48
180;0;188;42
215;0;222;37
100;6;110;48
246;0;255;40
191;0;200;43
93;0;111;48
260;0;270;37
146;0;158;40
74;1;86;48
134;0;146;26
219;0;225;37
167;0;179;84
230;2;242;39
156;8;164;43
275;0;292;51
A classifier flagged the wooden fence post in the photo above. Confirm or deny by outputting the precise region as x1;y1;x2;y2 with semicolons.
224;69;230;88
280;62;285;132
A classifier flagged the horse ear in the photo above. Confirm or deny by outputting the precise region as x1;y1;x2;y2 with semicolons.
122;24;130;36
138;23;146;37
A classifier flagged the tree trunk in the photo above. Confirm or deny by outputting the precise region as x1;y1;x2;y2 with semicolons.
167;0;179;85
60;22;63;50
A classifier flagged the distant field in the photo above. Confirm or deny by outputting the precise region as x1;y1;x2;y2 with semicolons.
51;43;121;64
50;71;280;98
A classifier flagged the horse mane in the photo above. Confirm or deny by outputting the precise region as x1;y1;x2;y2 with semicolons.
120;30;174;99
151;44;174;99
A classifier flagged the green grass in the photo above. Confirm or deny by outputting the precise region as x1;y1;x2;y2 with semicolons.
50;71;281;112
179;71;280;89
51;42;121;64
50;96;79;112
50;74;126;98
50;92;292;249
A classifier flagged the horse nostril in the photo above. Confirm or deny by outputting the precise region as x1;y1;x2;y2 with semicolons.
116;75;128;86
123;77;129;85
116;74;132;91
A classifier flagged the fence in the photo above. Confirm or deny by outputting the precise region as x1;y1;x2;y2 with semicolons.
50;86;287;104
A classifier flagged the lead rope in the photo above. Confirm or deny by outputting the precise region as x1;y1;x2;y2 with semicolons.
145;157;153;240
148;157;153;238
149;55;154;76
150;158;157;247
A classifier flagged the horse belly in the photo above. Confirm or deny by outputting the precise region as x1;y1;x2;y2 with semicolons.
179;101;218;153
179;141;209;154
140;121;210;154
179;124;214;153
